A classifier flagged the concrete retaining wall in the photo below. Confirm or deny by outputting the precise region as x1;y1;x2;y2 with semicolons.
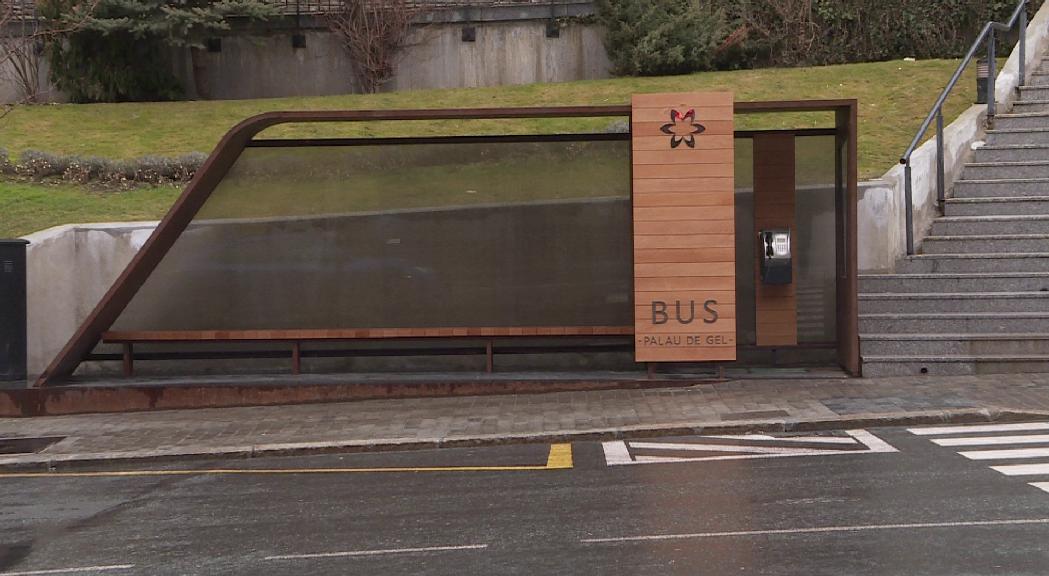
3;3;608;103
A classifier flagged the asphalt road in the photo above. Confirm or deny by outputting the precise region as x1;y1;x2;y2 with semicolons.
2;424;1049;575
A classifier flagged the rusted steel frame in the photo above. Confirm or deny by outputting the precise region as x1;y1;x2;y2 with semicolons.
249;127;840;149
102;327;635;341
122;343;134;377
247;133;631;147
291;342;302;375
37;100;859;387
735;128;837;138
836;101;860;375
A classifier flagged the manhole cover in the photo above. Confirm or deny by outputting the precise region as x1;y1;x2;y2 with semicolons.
0;436;64;455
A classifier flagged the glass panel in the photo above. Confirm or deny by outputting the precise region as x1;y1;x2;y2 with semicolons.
734;134;838;348
795;135;838;344
111;139;633;331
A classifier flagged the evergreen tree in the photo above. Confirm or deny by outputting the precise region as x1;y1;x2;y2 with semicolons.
42;0;276;102
595;0;728;77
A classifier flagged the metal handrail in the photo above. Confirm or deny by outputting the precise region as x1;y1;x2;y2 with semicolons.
899;0;1030;255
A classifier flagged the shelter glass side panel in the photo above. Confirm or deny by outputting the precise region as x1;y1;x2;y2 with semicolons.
109;141;633;332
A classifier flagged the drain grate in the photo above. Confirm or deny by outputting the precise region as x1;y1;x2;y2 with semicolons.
0;436;64;455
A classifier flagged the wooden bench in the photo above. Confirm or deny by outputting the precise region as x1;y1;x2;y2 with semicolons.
101;327;635;377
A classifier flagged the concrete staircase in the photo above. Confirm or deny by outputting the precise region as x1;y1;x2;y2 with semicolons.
860;62;1049;377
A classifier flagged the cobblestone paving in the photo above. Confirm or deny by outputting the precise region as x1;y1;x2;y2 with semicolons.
2;373;1049;466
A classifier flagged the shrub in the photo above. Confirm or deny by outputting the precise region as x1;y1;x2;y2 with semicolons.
727;0;1045;68
10;150;207;186
596;0;729;76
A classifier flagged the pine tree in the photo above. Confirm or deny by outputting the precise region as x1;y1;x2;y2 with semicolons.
42;0;277;102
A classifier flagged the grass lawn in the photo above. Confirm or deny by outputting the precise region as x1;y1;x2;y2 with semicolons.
0;58;981;237
0;181;179;238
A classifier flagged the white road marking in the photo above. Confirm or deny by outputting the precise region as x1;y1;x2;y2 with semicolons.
627;442;846;455
0;566;135;576
958;447;1049;460
633;451;830;464
580;518;1049;544
601;440;633;465
702;434;859;444
1031;482;1049;494
931;434;1049;447
603;430;896;466
989;463;1049;476
264;544;487;560
908;422;1049;436
845;430;899;453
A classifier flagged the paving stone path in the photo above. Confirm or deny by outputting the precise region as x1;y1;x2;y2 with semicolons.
2;373;1049;468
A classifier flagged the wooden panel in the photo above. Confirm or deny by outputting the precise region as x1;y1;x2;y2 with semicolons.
633;135;734;151
634;220;735;235
753;133;798;347
632;193;735;207
633;178;734;193
632;92;736;362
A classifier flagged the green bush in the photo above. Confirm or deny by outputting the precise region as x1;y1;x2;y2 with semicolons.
732;0;1045;68
595;0;729;76
45;30;183;103
597;0;1044;75
6;150;207;186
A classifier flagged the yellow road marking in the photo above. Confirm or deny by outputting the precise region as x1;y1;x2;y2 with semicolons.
546;443;573;469
0;443;574;478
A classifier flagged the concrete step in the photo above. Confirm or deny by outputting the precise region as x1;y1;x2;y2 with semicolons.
931;214;1049;235
859;312;1049;333
859;291;1049;313
861;334;1049;356
972;144;1049;163
985;128;1049;146
1012;100;1049;113
860;272;1049;293
944;196;1049;216
862;355;1049;376
921;234;1049;253
962;161;1049;180
895;253;1049;273
994;113;1049;130
952;178;1049;197
1017;85;1049;100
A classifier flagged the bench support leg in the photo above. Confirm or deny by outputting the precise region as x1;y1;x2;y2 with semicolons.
485;340;494;374
292;342;302;375
122;343;134;378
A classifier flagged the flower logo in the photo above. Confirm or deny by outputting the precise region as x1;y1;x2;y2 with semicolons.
660;109;706;148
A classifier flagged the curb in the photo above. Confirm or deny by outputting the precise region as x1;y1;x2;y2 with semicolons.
3;406;1049;472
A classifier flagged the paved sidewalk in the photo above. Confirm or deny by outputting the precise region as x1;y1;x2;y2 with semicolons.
3;373;1049;469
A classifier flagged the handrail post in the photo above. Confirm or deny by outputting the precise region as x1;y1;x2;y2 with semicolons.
936;109;945;207
904;162;914;256
988;28;997;120
1020;1;1028;87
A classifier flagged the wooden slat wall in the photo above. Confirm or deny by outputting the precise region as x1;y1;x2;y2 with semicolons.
753;133;798;346
632;92;737;362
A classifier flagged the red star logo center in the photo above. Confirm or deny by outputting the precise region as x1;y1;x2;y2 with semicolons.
660;109;706;149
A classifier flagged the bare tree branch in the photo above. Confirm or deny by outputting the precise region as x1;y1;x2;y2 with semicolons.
327;0;427;94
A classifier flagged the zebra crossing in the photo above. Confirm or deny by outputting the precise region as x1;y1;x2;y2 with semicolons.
908;422;1049;495
602;430;898;466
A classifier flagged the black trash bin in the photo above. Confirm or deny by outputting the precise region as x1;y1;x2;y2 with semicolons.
0;239;29;383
